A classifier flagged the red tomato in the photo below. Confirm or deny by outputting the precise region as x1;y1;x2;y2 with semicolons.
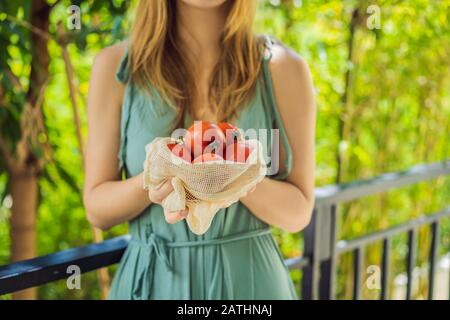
185;121;225;158
167;143;192;163
218;122;242;146
225;141;254;163
192;153;224;164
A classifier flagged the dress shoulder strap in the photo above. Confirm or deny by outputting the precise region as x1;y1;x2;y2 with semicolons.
260;35;293;181
115;46;132;174
115;47;130;84
263;34;274;61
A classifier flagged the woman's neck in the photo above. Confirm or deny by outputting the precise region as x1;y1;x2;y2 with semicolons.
176;1;229;72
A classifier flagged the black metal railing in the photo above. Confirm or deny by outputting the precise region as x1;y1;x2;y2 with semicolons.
0;160;449;299
299;161;450;300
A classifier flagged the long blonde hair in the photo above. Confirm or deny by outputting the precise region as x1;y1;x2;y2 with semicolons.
129;0;264;125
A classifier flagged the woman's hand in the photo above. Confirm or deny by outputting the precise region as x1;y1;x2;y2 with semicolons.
148;178;189;224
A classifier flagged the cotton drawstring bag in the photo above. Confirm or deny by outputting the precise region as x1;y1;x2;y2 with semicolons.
143;137;267;235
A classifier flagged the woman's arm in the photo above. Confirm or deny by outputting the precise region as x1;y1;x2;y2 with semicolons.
83;43;189;230
241;44;316;233
83;43;152;230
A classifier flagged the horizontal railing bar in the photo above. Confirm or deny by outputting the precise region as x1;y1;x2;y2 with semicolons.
315;161;450;205
0;236;130;295
285;256;310;270
335;208;450;254
0;234;309;295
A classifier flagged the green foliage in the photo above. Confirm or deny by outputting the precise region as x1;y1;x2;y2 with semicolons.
0;0;449;299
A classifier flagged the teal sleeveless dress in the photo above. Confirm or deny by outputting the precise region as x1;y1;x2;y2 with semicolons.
108;36;297;300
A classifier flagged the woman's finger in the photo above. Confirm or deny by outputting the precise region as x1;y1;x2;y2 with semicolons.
148;179;174;204
164;208;189;224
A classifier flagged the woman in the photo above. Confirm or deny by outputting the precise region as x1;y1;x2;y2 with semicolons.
83;0;316;300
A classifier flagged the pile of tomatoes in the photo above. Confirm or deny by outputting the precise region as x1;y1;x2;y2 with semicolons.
167;121;254;164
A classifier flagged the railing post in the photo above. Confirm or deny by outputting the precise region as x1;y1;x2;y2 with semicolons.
381;237;391;300
406;228;418;300
301;208;318;300
427;221;439;300
301;203;337;300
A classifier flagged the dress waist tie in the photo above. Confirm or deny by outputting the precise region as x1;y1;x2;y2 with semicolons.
129;227;272;299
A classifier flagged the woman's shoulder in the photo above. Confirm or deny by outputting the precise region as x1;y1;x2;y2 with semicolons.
95;40;129;62
265;39;316;113
92;40;129;82
267;39;311;85
89;41;130;114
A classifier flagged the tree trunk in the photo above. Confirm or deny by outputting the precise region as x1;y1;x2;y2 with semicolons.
9;0;50;300
336;7;359;184
9;169;38;299
26;0;50;104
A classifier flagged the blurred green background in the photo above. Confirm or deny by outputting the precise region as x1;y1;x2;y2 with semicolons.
0;0;449;300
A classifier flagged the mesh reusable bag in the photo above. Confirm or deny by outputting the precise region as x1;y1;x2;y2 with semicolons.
143;137;267;235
